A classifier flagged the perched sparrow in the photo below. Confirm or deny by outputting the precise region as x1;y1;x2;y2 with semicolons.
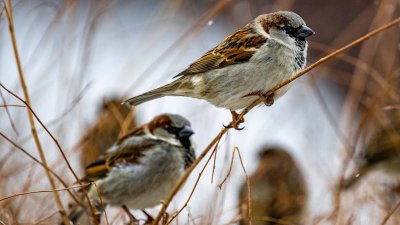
239;147;307;225
342;115;400;189
125;11;314;128
78;97;137;167
64;114;196;225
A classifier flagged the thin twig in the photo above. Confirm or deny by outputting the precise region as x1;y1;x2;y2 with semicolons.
33;211;60;225
380;199;400;225
0;184;91;202
235;147;252;225
94;183;110;225
217;146;237;189
0;131;83;207
165;133;223;225
151;16;400;225
210;140;219;184
0;3;4;17
0;89;20;135
0;104;25;107
310;42;399;101
0;82;98;224
4;2;71;224
18;82;90;145
15;164;37;217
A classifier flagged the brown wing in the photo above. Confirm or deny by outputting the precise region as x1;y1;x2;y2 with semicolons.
83;137;158;182
174;24;267;78
115;125;149;145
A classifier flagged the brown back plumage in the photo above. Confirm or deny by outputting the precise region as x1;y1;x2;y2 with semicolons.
239;147;307;225
79;97;137;167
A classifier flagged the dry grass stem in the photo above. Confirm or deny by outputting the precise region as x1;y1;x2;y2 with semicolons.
0;131;83;206
4;1;71;223
0;184;91;203
0;89;19;135
0;104;25;107
166;133;222;225
0;82;99;223
94;183;110;225
17;82;90;146
210;139;219;184
217;146;237;189
234;147;252;225
380;200;400;225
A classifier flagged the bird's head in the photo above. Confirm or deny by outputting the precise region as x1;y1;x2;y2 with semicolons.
148;113;194;149
255;11;314;48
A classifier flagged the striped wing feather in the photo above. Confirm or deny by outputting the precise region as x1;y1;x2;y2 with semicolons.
174;24;267;77
83;137;158;182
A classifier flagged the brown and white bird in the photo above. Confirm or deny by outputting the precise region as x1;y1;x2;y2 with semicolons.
239;147;307;225
342;114;400;189
78;97;137;167
125;11;314;127
64;114;196;225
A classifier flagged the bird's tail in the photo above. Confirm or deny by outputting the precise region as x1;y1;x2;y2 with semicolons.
124;81;180;106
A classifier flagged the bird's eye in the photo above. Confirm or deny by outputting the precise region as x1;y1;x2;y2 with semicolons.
284;27;296;37
165;126;179;134
276;25;296;38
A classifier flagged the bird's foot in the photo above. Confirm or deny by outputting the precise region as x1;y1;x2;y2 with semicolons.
142;210;153;224
265;91;275;106
242;91;275;106
122;205;139;225
258;91;274;106
223;111;245;130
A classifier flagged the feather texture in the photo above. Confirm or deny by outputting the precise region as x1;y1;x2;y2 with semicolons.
174;24;267;77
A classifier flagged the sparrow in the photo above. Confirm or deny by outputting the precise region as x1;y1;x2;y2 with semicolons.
78;97;137;167
125;11;314;129
342;114;400;189
63;113;196;225
238;147;307;225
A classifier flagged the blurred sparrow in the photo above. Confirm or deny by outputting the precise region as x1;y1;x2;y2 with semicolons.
64;114;196;225
125;11;314;129
342;115;400;189
78;97;137;167
239;147;307;225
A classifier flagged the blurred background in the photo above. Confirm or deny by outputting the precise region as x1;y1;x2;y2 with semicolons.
0;0;399;224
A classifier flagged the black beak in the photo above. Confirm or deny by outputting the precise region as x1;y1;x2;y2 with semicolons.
296;25;315;39
178;126;194;138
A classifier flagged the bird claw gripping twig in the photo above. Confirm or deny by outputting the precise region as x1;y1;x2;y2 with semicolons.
242;91;275;107
224;111;245;130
